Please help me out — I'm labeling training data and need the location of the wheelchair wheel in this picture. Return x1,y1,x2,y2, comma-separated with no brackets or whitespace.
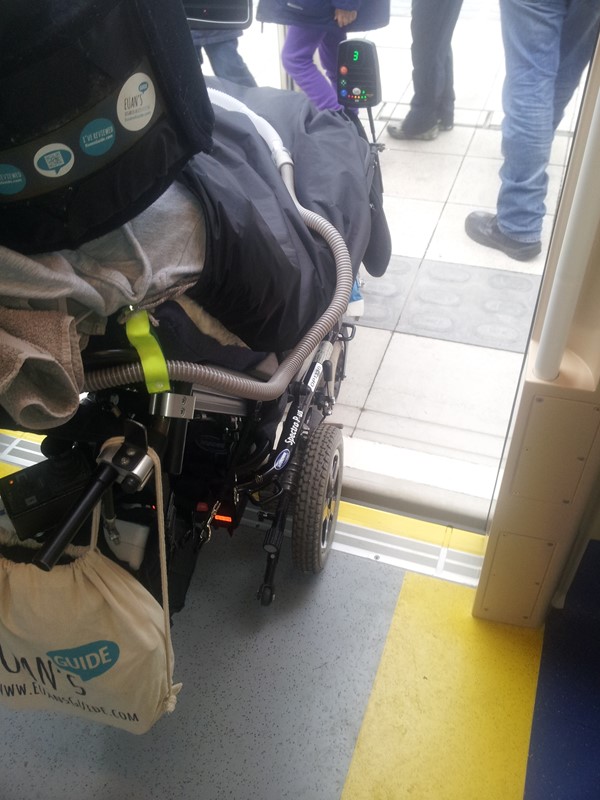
325,336,346,401
292,424,343,573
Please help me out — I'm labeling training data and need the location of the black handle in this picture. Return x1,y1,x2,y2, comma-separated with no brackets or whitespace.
33,461,120,572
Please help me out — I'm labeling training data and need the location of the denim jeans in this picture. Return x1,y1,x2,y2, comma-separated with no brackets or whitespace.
282,25,347,110
201,39,257,88
498,0,600,242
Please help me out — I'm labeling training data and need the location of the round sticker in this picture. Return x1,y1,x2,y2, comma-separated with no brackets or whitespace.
0,164,26,195
80,118,116,156
33,143,74,178
117,73,156,132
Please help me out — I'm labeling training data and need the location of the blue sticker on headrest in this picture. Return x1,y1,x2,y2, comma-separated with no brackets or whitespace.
79,118,116,157
0,164,26,195
34,144,74,178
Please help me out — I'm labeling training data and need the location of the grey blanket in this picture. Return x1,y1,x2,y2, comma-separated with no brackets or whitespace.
0,182,206,429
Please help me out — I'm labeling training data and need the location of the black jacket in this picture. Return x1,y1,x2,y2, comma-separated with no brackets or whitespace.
256,0,390,30
178,79,387,351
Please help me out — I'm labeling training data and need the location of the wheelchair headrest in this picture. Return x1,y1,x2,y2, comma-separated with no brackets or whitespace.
0,0,214,255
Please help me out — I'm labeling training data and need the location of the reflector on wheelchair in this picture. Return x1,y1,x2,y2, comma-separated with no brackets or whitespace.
0,0,214,254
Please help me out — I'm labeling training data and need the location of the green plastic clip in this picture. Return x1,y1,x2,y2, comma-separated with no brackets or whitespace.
125,310,171,394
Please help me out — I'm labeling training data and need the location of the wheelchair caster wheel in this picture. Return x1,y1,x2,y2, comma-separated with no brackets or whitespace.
258,584,274,606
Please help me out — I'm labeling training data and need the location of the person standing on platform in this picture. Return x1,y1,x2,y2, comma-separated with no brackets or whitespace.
256,1,392,306
387,0,464,140
465,0,600,261
256,0,390,111
191,28,257,88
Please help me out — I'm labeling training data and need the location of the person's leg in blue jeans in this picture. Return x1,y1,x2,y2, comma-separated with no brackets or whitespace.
282,25,346,110
203,38,257,88
466,0,600,260
553,0,600,127
497,0,566,244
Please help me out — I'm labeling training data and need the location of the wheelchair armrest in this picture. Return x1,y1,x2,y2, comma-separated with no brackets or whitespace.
82,348,141,370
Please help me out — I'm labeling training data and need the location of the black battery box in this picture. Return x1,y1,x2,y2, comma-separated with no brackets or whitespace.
0,448,93,540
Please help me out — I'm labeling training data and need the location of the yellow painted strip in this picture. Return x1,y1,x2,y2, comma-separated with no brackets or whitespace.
448,525,488,557
342,573,543,800
0,463,20,479
0,431,42,478
339,500,486,555
0,429,43,443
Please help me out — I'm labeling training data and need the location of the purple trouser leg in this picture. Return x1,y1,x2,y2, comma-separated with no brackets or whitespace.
281,25,346,110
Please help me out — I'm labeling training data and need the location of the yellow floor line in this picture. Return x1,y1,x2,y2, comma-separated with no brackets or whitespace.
341,573,543,800
339,500,487,557
0,430,43,478
0,463,20,479
0,429,43,443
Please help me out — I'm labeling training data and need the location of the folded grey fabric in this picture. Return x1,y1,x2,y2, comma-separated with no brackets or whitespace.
0,182,208,431
0,182,206,320
0,308,84,429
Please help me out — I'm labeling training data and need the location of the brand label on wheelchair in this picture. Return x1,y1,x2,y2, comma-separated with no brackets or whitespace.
307,363,323,392
274,450,290,470
46,640,120,682
117,73,156,132
285,409,304,447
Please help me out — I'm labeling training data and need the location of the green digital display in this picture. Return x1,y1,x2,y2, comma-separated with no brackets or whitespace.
353,49,360,62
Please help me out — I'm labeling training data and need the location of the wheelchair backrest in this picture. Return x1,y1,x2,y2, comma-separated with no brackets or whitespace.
0,0,214,255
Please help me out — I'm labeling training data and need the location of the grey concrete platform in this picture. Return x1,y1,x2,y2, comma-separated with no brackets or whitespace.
0,531,404,800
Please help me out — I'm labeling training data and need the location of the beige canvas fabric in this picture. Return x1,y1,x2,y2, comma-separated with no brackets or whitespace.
0,445,180,734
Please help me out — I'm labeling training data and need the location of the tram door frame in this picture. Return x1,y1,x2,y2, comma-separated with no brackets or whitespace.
473,44,600,627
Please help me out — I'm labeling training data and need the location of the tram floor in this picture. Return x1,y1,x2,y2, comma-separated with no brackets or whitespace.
4,510,595,800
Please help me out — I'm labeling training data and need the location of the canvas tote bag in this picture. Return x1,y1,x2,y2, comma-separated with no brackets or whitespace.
0,442,181,734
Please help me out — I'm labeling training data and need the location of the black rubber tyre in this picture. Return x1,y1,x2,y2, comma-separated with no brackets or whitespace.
292,424,343,573
331,337,347,400
258,584,274,606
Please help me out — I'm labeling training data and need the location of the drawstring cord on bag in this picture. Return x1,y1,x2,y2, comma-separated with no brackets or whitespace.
91,438,179,710
147,445,179,711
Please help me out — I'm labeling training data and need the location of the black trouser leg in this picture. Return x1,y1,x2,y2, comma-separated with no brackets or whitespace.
403,0,464,134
